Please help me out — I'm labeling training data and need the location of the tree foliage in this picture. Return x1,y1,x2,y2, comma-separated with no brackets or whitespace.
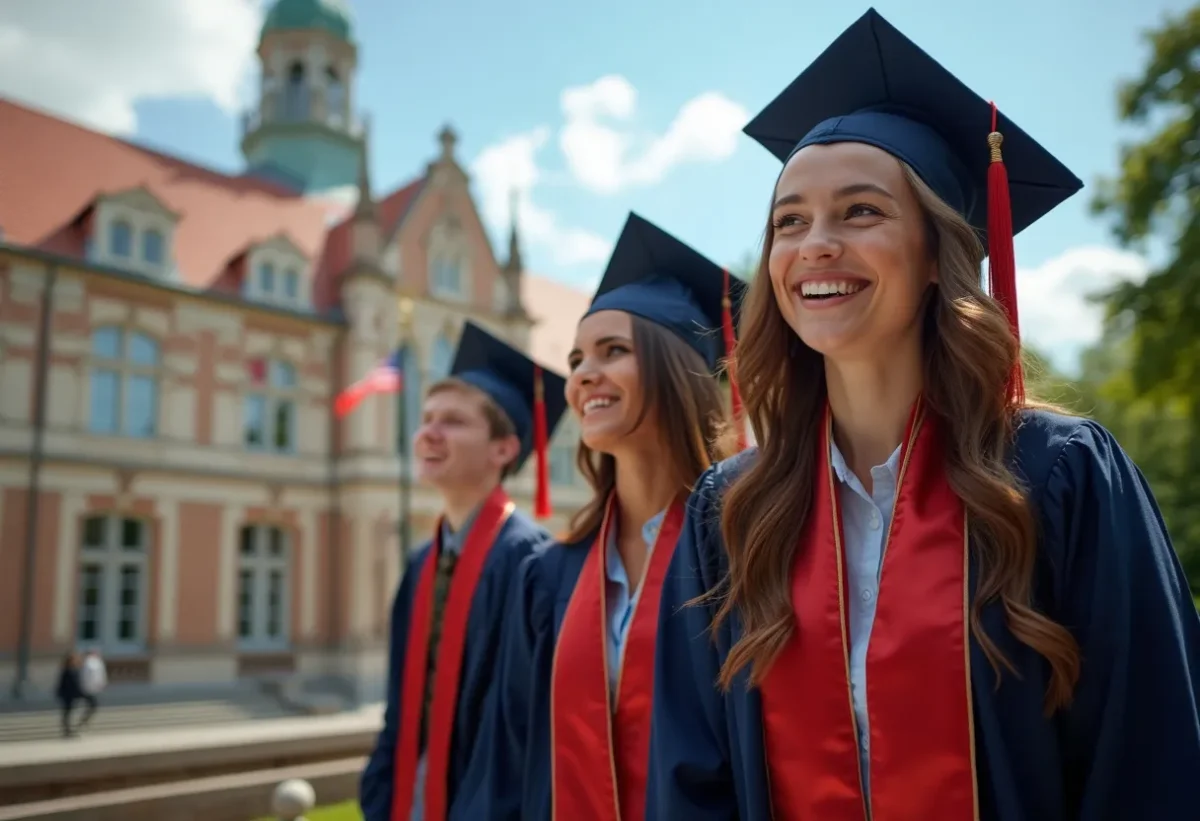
1089,5,1200,588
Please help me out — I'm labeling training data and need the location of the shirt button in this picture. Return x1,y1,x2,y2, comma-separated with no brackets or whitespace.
868,512,881,530
861,588,874,602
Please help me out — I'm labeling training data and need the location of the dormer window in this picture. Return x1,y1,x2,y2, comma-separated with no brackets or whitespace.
91,187,179,278
110,221,133,257
283,268,299,300
142,229,164,265
244,234,310,310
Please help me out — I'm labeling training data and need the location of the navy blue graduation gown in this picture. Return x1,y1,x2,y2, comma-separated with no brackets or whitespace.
359,511,551,821
453,534,594,821
648,409,1200,821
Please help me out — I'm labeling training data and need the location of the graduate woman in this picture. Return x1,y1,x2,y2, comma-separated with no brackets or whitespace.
456,212,747,821
648,10,1200,821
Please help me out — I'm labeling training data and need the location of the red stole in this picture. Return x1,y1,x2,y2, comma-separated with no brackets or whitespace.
550,497,685,821
390,486,515,821
759,399,978,820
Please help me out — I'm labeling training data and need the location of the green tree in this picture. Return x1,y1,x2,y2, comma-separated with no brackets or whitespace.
1091,6,1200,403
1091,6,1200,588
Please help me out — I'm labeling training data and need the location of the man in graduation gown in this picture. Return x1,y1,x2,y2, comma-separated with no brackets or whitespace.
359,321,568,821
647,9,1200,821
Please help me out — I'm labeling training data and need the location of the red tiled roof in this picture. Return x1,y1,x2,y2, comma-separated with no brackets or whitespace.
0,97,425,313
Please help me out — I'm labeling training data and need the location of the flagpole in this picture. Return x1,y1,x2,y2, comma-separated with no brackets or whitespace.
397,298,414,557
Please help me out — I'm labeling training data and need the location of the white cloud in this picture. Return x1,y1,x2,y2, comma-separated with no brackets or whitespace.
559,75,749,194
1016,246,1150,372
471,128,613,268
0,0,262,135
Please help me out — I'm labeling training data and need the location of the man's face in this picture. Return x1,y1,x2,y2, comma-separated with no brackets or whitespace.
413,385,514,491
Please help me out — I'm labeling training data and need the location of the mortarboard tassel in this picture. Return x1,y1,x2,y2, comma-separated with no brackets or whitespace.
722,269,747,451
533,366,552,519
987,102,1025,406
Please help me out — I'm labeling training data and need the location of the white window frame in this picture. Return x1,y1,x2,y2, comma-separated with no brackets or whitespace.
88,326,160,438
244,358,299,454
76,515,149,655
237,524,291,651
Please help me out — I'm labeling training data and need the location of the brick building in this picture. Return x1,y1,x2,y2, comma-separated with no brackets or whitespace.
0,0,592,701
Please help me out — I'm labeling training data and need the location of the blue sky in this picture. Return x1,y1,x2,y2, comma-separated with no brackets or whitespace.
2,0,1191,368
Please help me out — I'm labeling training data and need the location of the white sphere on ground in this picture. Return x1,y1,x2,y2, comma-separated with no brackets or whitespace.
272,778,317,818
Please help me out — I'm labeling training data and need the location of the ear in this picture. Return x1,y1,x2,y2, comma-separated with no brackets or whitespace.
490,433,522,472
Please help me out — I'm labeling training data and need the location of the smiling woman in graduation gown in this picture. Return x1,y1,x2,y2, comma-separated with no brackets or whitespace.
454,213,747,821
647,10,1200,821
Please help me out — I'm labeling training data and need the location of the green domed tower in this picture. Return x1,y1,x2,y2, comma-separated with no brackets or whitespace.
241,0,363,193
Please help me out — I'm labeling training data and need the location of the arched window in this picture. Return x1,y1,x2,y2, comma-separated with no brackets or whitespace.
282,268,299,302
142,229,164,265
244,358,298,453
77,515,148,653
110,220,133,258
430,257,463,298
324,65,345,126
237,525,290,649
430,333,454,381
258,261,276,296
89,327,159,437
283,61,309,121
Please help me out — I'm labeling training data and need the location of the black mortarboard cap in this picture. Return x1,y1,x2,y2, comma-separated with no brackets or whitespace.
585,212,748,371
450,321,568,473
742,7,1082,239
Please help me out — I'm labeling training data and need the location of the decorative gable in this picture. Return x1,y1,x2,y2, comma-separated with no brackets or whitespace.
243,232,312,310
90,186,181,279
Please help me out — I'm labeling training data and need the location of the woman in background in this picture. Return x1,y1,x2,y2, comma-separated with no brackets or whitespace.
458,212,745,820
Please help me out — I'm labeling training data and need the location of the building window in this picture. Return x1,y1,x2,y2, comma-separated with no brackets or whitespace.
110,220,133,258
430,257,462,298
142,229,164,265
89,327,159,437
283,268,299,301
244,359,298,453
258,262,276,296
283,62,308,122
550,440,577,485
77,515,148,653
430,333,454,381
237,525,290,650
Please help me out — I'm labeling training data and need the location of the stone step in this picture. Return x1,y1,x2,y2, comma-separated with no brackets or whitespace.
0,698,294,743
0,756,366,821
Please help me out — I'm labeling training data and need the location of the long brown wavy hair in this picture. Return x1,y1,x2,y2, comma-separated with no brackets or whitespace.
711,163,1081,714
564,315,736,544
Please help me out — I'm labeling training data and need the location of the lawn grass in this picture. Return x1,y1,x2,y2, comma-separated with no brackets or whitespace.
252,800,362,820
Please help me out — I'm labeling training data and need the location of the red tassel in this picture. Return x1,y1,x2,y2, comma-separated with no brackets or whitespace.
533,366,551,519
722,269,747,451
986,102,1025,406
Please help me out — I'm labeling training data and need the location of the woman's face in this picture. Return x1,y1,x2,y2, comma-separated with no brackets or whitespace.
768,141,936,361
566,310,650,454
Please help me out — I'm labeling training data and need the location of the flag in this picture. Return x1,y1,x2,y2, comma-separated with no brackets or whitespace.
247,357,267,385
335,349,404,419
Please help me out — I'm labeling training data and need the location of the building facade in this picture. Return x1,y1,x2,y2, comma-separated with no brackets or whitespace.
0,0,593,701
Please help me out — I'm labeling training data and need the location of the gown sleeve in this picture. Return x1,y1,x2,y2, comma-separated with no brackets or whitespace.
647,465,739,821
1046,421,1200,819
359,549,424,821
451,550,555,821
